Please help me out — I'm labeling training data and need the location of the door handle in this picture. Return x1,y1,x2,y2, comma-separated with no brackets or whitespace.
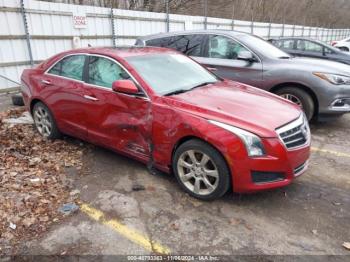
83,95,99,101
41,79,52,85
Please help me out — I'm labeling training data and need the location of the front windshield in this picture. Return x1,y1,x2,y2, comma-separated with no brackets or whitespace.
240,34,291,58
126,54,218,95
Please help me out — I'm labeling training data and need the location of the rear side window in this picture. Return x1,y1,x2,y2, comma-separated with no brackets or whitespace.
146,35,204,56
296,40,323,53
48,55,85,81
280,39,295,50
87,56,130,88
147,37,173,48
269,39,279,46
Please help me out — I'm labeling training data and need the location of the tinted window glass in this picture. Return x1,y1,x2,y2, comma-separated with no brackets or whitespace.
296,40,323,52
169,35,203,56
280,39,295,50
48,62,61,76
271,40,282,48
185,35,204,56
87,56,130,88
208,35,250,59
48,55,85,80
147,37,173,48
147,35,204,56
324,47,334,54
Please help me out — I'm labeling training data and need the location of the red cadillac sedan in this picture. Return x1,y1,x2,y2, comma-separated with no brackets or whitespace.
21,47,310,200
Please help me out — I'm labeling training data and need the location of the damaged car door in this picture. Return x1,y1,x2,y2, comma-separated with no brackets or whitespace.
83,55,152,160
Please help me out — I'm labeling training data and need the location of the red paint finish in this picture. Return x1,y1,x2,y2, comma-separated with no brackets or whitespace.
21,47,310,193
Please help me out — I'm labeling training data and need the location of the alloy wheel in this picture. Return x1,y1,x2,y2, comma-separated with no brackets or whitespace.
33,106,52,137
280,93,303,108
177,150,219,196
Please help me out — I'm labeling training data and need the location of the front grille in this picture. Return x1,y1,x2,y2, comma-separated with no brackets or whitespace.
276,114,310,150
279,125,307,148
251,171,285,184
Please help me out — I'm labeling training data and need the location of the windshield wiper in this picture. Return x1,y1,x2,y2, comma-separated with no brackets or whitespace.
164,89,189,96
190,81,217,89
164,81,217,96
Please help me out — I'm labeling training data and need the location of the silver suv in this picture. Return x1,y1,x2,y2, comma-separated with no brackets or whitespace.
136,30,350,121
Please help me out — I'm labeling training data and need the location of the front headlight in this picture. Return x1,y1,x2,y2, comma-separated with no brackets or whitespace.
209,120,265,157
313,72,350,85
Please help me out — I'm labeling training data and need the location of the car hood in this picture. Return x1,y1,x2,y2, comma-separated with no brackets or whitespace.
163,80,301,138
287,57,350,75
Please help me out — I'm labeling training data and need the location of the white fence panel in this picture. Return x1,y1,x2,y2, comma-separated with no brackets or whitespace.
252,22,269,38
1,0,350,91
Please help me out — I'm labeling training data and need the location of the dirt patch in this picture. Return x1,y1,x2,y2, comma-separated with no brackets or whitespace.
0,108,84,255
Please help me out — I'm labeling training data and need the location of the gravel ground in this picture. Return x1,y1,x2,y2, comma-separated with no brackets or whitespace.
0,94,349,260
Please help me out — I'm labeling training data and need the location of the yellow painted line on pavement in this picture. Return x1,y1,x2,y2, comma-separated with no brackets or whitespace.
80,203,171,255
311,147,350,158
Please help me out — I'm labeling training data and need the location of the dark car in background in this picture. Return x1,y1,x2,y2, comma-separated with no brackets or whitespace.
268,37,350,65
136,30,350,121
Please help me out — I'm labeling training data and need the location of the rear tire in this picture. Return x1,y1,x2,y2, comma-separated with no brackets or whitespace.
172,139,231,201
275,87,315,121
12,94,24,106
32,102,61,139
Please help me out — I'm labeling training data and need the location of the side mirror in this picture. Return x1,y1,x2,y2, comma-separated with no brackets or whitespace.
112,80,139,95
237,50,256,62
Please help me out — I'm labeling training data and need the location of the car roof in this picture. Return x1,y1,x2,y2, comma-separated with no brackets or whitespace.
60,46,178,58
270,37,341,50
269,37,319,41
137,29,251,41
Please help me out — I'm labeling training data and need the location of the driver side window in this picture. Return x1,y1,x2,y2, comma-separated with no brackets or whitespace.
207,35,250,60
324,47,334,54
87,56,130,88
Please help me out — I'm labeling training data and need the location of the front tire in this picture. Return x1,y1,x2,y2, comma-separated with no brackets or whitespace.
12,94,24,106
32,102,61,139
275,87,315,121
172,139,231,201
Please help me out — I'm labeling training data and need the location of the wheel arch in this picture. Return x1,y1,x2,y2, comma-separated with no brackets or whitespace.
30,98,59,124
30,98,44,114
269,82,319,116
170,135,233,189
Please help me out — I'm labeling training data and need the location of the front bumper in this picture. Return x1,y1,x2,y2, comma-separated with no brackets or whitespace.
316,81,350,115
327,98,350,112
227,137,310,193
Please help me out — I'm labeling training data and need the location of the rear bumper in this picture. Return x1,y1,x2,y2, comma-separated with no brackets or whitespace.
20,82,32,112
228,138,310,193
